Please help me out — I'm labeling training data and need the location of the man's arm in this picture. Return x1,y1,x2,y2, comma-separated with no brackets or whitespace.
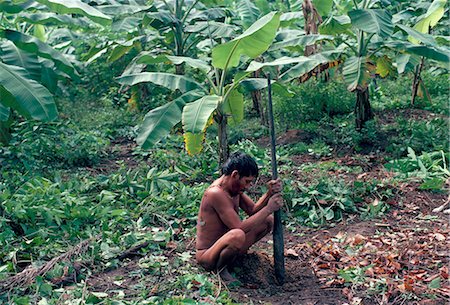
211,189,281,233
240,179,282,216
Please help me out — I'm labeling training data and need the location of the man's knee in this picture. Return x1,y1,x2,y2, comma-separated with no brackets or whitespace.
228,228,246,249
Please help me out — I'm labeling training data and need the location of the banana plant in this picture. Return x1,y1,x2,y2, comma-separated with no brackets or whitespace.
0,0,111,144
317,0,449,130
117,12,281,164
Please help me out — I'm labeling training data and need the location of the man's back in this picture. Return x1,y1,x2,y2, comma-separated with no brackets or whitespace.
196,181,240,251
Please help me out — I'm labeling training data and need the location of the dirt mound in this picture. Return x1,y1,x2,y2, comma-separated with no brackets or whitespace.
230,252,347,305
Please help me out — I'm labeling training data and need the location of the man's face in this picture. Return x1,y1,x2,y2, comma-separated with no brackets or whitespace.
231,171,254,195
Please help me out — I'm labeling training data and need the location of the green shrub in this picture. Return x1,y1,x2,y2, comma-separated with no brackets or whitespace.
386,118,449,158
0,120,110,174
273,78,354,129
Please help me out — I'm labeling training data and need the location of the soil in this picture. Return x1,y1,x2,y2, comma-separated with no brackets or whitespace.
229,252,347,305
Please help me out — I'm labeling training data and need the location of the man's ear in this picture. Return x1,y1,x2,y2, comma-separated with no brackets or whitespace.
231,170,240,178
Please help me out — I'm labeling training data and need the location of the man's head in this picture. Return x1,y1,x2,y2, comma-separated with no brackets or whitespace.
222,152,258,194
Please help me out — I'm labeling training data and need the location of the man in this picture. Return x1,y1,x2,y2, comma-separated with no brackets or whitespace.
196,152,283,281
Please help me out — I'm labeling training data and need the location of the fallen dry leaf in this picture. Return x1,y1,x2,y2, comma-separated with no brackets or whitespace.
434,233,446,241
285,248,299,259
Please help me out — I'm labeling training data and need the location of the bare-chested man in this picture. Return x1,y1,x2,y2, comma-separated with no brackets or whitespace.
196,152,283,281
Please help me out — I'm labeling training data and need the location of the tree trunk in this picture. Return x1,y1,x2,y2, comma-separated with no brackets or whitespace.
217,114,229,167
355,87,373,131
411,57,425,106
303,0,322,56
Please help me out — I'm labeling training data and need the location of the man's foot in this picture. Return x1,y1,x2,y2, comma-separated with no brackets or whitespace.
219,267,237,282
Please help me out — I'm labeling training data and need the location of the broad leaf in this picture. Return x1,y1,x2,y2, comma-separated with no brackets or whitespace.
0,41,41,81
40,59,59,93
212,12,280,70
223,89,243,125
240,78,271,91
116,72,206,93
375,56,394,77
269,34,333,51
395,54,420,74
319,15,351,35
183,132,204,155
236,0,261,28
0,29,76,77
387,41,450,63
182,95,220,133
185,21,238,38
19,13,90,28
0,62,57,121
137,91,203,149
0,0,36,13
97,4,151,16
188,8,231,22
348,9,393,37
35,0,112,26
313,0,333,16
166,56,211,73
112,17,141,33
396,24,438,46
0,103,10,121
414,0,446,35
343,56,370,91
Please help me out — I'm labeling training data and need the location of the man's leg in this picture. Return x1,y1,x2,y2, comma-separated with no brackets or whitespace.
241,215,274,252
196,229,245,280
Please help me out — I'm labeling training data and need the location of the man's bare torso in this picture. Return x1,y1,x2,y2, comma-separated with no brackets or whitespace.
196,178,240,251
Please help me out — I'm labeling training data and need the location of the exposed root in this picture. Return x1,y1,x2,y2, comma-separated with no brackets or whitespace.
0,237,96,293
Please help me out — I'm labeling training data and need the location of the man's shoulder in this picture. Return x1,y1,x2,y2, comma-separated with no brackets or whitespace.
204,185,226,198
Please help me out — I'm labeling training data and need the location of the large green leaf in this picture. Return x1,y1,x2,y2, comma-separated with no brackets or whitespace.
246,51,340,82
97,4,151,16
19,13,91,28
319,15,351,35
0,62,57,121
348,9,393,37
166,56,211,73
0,41,41,81
116,72,206,93
313,0,333,16
0,0,36,14
137,91,203,149
35,0,112,26
0,103,10,121
188,8,231,22
112,17,141,33
223,88,243,125
269,34,333,51
185,21,238,39
413,0,446,35
40,59,59,93
212,12,280,70
236,0,261,29
396,24,437,46
386,41,450,63
182,95,220,133
342,56,370,91
0,29,76,77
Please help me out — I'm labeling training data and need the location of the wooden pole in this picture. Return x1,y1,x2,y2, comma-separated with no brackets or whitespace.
267,73,285,285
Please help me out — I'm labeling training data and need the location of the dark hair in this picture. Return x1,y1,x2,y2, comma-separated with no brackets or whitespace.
221,152,259,177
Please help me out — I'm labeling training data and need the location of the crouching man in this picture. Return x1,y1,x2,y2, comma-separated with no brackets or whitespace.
196,152,283,281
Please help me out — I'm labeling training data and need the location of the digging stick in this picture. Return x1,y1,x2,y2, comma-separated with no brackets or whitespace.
267,73,285,285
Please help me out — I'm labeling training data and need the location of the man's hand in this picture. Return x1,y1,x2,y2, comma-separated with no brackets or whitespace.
267,193,284,213
267,178,282,196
